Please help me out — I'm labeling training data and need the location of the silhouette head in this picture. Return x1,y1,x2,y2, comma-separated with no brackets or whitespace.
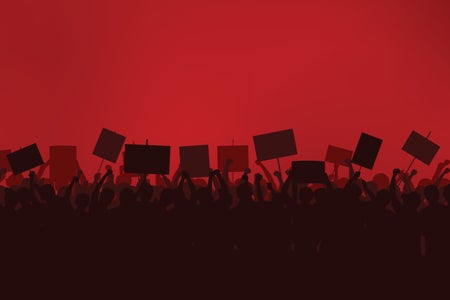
236,182,252,205
372,173,389,190
424,185,439,205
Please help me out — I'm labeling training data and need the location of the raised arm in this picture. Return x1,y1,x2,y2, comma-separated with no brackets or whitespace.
36,160,50,179
435,168,449,186
390,168,402,212
180,171,196,196
28,171,42,205
64,175,79,208
255,160,276,190
213,169,229,193
344,170,361,190
254,173,264,202
332,163,340,184
432,160,449,182
273,170,283,191
223,158,233,185
344,158,355,179
90,169,112,211
281,171,292,196
402,169,417,194
171,165,182,187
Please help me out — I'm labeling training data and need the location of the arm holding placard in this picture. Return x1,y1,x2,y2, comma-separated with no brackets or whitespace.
28,171,42,205
207,170,213,196
255,160,276,190
171,165,182,187
180,171,196,196
344,171,360,190
331,163,340,184
273,170,283,191
223,158,232,185
36,160,49,179
344,158,355,179
281,170,292,196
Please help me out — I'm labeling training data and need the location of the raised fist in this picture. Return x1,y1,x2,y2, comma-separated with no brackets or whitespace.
393,168,401,176
254,173,263,182
273,170,281,177
354,171,361,178
410,169,418,176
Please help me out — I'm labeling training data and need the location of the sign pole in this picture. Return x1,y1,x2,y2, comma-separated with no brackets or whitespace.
398,131,432,185
97,159,104,174
277,157,282,181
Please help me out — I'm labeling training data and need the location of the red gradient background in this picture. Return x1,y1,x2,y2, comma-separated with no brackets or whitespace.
1,0,449,181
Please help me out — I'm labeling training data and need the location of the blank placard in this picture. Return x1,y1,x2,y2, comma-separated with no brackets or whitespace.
291,161,326,183
7,144,44,175
50,146,77,188
124,144,170,174
253,129,297,161
325,145,353,166
179,145,210,177
93,128,126,163
352,133,382,170
402,131,439,165
217,145,249,172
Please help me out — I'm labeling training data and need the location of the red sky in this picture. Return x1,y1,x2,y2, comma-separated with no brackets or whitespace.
1,0,450,182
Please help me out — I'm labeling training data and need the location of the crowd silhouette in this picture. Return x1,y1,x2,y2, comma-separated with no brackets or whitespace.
0,157,449,299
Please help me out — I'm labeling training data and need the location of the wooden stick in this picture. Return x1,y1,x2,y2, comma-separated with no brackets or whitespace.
96,159,104,174
277,157,282,181
397,131,432,186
